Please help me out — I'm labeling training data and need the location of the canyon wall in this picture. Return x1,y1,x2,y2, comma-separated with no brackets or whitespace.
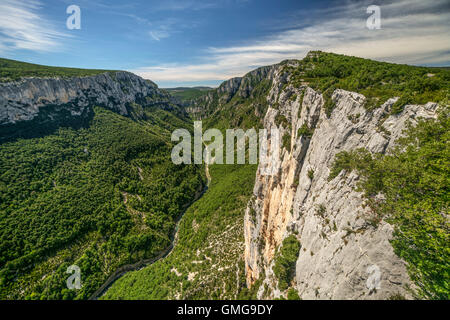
244,65,439,299
0,71,176,140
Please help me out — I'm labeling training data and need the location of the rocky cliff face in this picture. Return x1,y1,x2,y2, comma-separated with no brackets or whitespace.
244,65,439,299
185,65,276,119
0,71,175,140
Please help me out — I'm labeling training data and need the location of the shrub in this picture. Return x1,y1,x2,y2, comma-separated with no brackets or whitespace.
328,149,373,181
287,288,301,300
316,204,326,217
297,124,314,138
275,114,289,128
273,235,301,291
307,168,314,180
282,133,291,151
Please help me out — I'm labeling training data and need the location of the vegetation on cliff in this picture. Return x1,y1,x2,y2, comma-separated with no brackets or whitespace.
329,109,449,299
273,235,301,291
284,51,450,116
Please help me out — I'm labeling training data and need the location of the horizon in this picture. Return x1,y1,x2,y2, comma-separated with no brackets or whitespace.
3,50,450,89
0,0,449,87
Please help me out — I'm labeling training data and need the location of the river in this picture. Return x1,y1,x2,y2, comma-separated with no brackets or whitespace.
89,146,211,300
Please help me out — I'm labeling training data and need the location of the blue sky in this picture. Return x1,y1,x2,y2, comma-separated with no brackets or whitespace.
0,0,449,87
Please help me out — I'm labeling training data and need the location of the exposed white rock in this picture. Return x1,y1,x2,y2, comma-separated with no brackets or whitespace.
0,71,170,126
244,65,439,300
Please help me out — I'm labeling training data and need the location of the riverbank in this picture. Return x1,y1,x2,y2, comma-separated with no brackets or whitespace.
89,161,210,300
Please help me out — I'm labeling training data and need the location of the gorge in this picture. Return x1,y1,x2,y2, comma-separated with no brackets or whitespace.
0,51,448,300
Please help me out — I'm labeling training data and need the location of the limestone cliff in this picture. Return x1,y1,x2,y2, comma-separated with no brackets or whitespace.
244,63,439,299
0,71,177,141
185,65,276,120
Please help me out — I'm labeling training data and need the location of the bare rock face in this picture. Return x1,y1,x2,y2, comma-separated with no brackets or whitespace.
0,71,171,127
185,65,277,119
244,66,439,299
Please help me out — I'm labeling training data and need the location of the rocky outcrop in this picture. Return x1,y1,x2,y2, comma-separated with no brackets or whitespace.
185,65,277,119
0,71,176,140
244,65,439,299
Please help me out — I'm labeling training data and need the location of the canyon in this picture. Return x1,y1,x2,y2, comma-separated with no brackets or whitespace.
0,52,447,300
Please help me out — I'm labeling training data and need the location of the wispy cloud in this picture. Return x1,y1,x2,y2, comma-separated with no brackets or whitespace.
134,0,450,85
148,17,184,41
149,30,169,41
0,0,69,53
152,0,237,12
113,12,197,42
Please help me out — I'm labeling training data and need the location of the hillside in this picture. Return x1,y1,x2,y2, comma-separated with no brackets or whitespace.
0,68,179,142
183,51,449,124
166,87,213,102
0,57,115,82
102,163,256,299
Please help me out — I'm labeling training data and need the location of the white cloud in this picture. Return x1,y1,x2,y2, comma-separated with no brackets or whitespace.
149,30,170,41
134,0,450,84
147,17,199,42
0,0,69,53
153,0,232,12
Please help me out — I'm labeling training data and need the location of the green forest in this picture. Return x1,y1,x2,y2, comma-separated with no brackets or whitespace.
165,87,213,102
102,88,262,299
0,107,204,299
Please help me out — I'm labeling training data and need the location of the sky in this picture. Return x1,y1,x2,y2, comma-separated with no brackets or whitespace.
0,0,449,87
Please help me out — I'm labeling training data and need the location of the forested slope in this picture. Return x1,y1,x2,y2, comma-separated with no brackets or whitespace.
103,163,256,299
0,105,205,299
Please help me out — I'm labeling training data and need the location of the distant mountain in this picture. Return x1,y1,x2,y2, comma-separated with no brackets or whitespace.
166,86,213,90
165,86,213,103
0,57,114,82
